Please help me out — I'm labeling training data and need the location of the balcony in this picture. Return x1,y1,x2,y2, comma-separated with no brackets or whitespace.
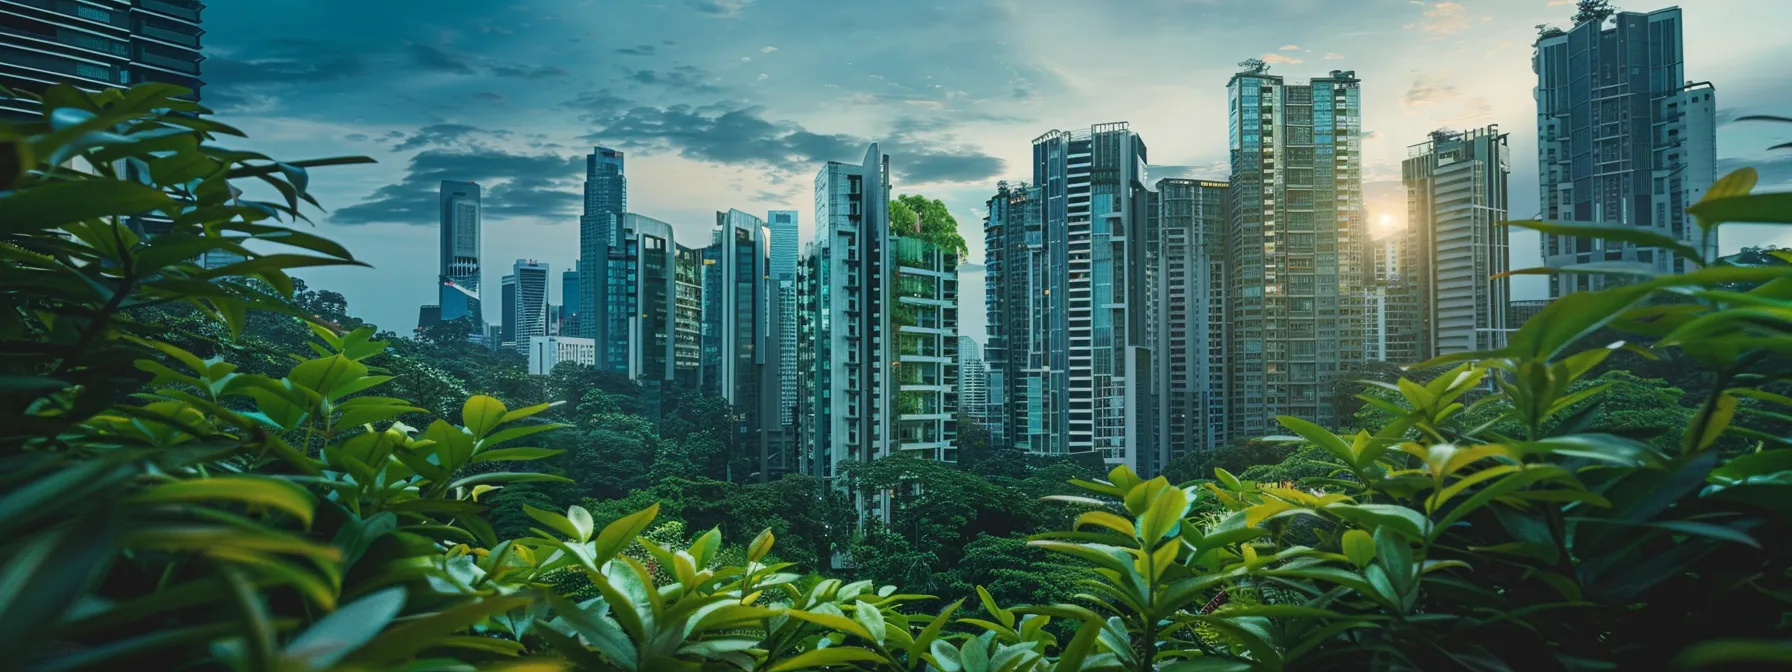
137,23,199,48
136,50,197,74
137,0,201,23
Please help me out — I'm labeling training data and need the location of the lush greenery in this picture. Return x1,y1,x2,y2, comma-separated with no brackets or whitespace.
11,83,1792,671
889,194,967,256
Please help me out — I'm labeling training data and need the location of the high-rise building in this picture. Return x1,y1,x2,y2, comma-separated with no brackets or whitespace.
1401,126,1512,359
798,150,890,485
890,234,960,465
704,209,779,479
1153,178,1231,463
982,181,1044,453
1364,235,1413,362
1535,7,1716,297
528,336,597,375
579,147,626,339
958,336,989,432
768,210,800,428
1226,67,1367,434
500,273,517,349
560,269,580,335
1022,123,1156,470
438,181,483,325
674,245,704,386
512,259,550,355
0,0,205,120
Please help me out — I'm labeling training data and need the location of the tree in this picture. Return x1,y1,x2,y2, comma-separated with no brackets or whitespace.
890,193,968,255
1572,0,1617,26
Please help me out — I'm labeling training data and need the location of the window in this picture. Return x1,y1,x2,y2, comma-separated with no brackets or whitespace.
74,63,110,82
76,5,112,22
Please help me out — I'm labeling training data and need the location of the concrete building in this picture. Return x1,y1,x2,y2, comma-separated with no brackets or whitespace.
438,181,483,325
1153,178,1231,463
890,234,960,464
0,0,205,120
1226,67,1368,434
1535,6,1716,296
511,259,550,356
579,147,626,340
1402,126,1512,359
528,336,597,375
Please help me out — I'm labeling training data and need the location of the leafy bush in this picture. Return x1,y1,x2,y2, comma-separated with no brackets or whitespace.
10,83,1792,671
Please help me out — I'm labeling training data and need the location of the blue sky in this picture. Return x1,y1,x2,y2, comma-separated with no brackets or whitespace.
203,0,1792,340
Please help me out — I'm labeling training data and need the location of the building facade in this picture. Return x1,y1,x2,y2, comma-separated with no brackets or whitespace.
1226,67,1367,434
768,210,800,428
1535,7,1716,296
579,147,626,340
891,235,960,464
958,336,989,433
982,181,1047,454
528,336,597,376
0,0,205,120
704,209,779,479
1153,178,1231,463
674,245,704,386
511,259,550,355
1401,126,1512,360
438,181,483,325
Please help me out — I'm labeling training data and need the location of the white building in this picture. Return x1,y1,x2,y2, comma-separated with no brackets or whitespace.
528,336,597,375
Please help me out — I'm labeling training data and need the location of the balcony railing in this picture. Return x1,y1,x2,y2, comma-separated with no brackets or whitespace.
137,24,199,48
138,0,201,22
136,50,198,74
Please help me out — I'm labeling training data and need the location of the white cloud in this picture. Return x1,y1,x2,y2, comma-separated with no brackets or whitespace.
1324,52,1345,60
761,46,778,53
740,56,751,62
1278,44,1301,51
757,73,769,80
1262,52,1304,64
1405,2,1470,36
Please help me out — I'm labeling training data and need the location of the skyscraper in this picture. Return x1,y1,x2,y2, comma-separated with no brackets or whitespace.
1226,67,1367,434
0,0,205,120
512,259,550,356
500,273,517,348
958,336,989,434
704,209,777,479
1025,123,1156,471
1153,178,1231,464
579,147,626,339
768,210,800,427
438,181,483,325
1535,7,1716,296
674,245,704,386
1401,126,1512,359
560,269,581,336
982,181,1044,454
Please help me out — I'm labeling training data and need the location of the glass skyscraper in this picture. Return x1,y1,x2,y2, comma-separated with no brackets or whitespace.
511,259,550,356
703,209,777,479
1152,178,1231,465
768,210,800,428
1226,67,1367,434
0,0,205,120
1534,6,1716,297
580,147,626,340
438,181,483,325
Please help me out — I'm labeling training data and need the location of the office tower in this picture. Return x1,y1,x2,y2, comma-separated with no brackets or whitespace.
799,152,887,485
1226,67,1367,434
768,210,800,427
512,259,550,355
500,274,517,349
703,209,777,479
982,181,1044,453
1535,6,1716,296
0,0,205,120
1402,126,1512,358
958,336,989,432
438,181,483,325
1153,179,1231,463
528,336,597,375
579,147,626,339
674,245,704,386
548,304,561,336
560,270,580,336
1508,299,1552,327
1027,123,1155,470
619,216,679,387
416,305,442,332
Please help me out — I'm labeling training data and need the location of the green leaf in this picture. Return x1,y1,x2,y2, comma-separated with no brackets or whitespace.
0,179,172,233
1692,393,1739,453
566,505,595,544
854,599,887,643
1688,193,1792,226
462,395,507,440
748,528,775,563
337,595,532,668
1674,638,1792,668
129,476,316,528
469,447,564,464
1508,219,1706,265
1325,503,1432,540
445,472,573,490
1137,486,1192,544
1709,450,1792,487
1342,529,1376,568
593,503,659,568
784,609,876,642
767,646,885,672
284,587,405,671
1277,415,1355,465
1504,284,1655,361
523,505,580,540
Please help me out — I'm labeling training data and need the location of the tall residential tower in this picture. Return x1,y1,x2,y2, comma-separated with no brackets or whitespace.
1401,126,1512,359
579,147,627,340
0,0,205,120
1153,178,1231,464
438,181,483,325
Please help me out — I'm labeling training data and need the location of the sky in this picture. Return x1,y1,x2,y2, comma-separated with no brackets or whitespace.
202,0,1792,342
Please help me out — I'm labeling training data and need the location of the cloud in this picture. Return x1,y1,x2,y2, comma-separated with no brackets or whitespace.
207,39,368,87
1405,2,1469,36
473,91,507,103
1722,153,1792,189
1325,52,1345,60
626,65,722,93
1716,108,1742,125
406,42,566,79
761,46,778,53
390,123,512,152
1278,44,1301,51
1402,74,1459,107
689,0,750,17
616,44,657,56
573,96,1005,185
1261,53,1304,65
333,130,583,226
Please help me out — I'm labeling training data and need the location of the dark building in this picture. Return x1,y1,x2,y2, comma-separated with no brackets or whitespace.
0,0,205,119
579,147,626,340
